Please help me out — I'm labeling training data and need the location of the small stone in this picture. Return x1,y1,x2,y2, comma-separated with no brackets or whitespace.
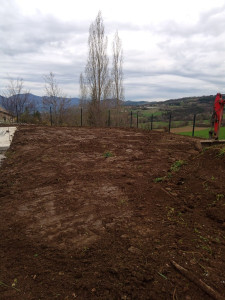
171,192,178,197
128,246,141,255
105,223,114,229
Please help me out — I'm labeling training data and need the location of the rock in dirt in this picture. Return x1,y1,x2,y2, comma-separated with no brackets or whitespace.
128,246,142,255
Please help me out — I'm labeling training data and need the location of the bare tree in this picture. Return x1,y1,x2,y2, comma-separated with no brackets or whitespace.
84,11,111,125
43,72,71,125
1,78,31,122
111,31,124,126
79,73,88,108
112,31,124,107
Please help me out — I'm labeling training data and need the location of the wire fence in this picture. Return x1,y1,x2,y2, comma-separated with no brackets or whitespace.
3,106,224,139
47,107,216,138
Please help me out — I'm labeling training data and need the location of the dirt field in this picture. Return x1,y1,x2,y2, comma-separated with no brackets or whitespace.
0,125,225,300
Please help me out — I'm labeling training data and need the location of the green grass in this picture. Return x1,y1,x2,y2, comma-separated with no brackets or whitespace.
150,121,191,129
200,120,211,125
217,147,225,157
141,110,163,117
170,160,185,172
179,127,225,139
154,177,165,183
103,151,114,158
152,121,169,127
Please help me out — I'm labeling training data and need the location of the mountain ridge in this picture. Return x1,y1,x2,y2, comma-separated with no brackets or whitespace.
0,93,220,112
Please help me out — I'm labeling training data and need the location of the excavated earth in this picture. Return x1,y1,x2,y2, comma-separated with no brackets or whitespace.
0,125,225,300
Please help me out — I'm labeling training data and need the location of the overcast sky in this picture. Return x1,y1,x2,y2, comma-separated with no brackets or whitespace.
1,0,225,101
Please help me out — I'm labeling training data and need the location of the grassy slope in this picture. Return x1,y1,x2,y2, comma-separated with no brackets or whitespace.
179,127,225,139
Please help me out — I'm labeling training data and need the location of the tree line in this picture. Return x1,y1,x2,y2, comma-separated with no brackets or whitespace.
0,11,124,126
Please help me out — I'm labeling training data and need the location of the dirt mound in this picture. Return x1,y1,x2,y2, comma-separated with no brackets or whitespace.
0,125,224,299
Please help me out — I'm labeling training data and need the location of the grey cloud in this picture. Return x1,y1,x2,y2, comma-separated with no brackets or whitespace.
119,4,225,86
1,0,225,100
0,5,89,56
198,5,225,37
106,21,143,33
156,4,225,37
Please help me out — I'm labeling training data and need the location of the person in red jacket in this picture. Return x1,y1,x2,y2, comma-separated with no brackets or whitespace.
210,93,225,139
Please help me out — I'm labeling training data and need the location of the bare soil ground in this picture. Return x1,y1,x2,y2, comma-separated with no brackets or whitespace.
0,125,225,300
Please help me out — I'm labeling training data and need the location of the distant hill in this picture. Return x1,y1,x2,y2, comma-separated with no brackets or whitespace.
137,94,220,123
70,98,80,105
0,93,149,110
26,94,80,110
124,100,150,106
0,93,220,112
163,95,217,106
0,93,80,112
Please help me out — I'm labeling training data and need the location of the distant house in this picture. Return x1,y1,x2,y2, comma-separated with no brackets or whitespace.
0,106,14,123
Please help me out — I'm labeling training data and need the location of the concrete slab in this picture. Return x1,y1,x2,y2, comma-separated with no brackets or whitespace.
0,127,17,150
200,139,225,147
0,127,17,165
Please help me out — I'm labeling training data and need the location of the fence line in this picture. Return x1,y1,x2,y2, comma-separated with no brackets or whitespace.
64,108,210,138
6,107,215,139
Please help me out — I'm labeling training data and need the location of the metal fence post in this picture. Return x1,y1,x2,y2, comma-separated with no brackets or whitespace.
80,108,83,127
169,113,172,133
192,114,196,137
130,111,133,128
16,104,19,123
50,106,53,126
151,114,153,130
108,110,111,127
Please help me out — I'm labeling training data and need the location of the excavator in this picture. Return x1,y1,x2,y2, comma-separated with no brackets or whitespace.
209,93,225,140
200,93,225,146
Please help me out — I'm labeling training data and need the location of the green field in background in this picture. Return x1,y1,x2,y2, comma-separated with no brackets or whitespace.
179,127,225,139
139,120,193,128
141,111,163,117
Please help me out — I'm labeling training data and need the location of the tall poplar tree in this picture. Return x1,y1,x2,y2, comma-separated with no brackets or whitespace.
84,11,111,125
112,30,124,107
